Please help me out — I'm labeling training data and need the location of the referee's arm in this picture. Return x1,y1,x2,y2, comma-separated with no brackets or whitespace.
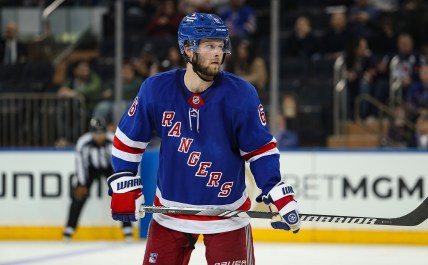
75,135,90,186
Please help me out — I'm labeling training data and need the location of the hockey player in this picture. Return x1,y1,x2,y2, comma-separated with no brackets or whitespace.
107,13,300,264
64,117,133,241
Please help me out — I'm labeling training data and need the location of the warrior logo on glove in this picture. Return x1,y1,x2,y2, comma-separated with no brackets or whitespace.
116,178,142,191
282,185,294,195
107,172,145,222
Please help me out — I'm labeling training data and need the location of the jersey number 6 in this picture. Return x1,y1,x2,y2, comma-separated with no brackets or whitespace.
258,104,266,126
128,97,139,116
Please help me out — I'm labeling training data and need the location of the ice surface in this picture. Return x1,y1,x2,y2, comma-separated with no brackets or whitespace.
0,241,426,265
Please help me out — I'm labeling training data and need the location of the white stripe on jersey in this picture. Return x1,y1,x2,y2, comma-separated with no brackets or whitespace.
112,146,143,162
245,148,280,163
115,127,150,149
239,137,279,163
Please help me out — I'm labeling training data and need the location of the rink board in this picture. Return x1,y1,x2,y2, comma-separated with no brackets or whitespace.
0,149,427,244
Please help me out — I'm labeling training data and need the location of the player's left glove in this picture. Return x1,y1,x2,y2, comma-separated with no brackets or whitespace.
107,172,144,222
257,181,301,233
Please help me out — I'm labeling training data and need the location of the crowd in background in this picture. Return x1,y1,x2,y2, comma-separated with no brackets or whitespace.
1,0,428,148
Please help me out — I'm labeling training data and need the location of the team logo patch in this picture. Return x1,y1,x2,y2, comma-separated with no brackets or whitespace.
192,95,200,105
188,94,204,109
128,96,138,116
149,252,158,263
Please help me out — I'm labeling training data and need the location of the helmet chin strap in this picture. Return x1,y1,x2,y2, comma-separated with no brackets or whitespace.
190,53,226,82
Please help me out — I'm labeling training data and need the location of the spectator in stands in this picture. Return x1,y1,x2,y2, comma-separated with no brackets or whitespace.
285,15,320,60
274,113,299,149
159,45,186,72
322,11,351,60
56,61,102,147
219,0,257,39
377,33,426,101
370,12,397,56
145,0,182,38
178,0,216,14
93,61,144,126
348,0,379,40
118,0,159,39
132,43,159,79
57,60,102,112
344,36,377,120
0,21,27,65
281,94,298,131
397,0,428,51
406,65,428,117
225,39,267,91
125,0,158,20
409,112,428,148
387,104,413,147
368,0,399,13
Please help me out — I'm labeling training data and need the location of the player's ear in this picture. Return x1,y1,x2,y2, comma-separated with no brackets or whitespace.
184,45,193,60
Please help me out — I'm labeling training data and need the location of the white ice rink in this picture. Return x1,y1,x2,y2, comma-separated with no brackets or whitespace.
0,241,427,265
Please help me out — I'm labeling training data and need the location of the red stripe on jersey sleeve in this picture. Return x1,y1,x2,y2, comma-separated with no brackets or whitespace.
153,196,251,221
113,135,145,154
242,142,277,161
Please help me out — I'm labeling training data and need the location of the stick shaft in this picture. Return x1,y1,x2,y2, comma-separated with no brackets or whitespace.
140,197,428,227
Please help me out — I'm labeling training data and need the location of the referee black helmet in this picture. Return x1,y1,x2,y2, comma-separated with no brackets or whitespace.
89,117,107,133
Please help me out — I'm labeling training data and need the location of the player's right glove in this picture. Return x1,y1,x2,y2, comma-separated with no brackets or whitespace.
107,172,144,222
257,181,301,233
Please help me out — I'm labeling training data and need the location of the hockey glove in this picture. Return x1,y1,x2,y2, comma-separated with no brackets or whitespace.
257,181,301,233
107,172,144,222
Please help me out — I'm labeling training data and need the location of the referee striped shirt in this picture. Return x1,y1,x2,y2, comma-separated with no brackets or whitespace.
75,132,114,185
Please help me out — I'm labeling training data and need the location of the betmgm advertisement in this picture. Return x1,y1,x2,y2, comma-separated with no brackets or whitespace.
0,150,427,244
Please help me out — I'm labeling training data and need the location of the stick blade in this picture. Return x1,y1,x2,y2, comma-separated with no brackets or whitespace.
388,197,428,226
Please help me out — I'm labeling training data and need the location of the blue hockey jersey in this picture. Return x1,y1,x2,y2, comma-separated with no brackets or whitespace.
112,69,281,234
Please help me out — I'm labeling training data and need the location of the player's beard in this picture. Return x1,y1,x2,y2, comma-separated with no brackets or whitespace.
195,59,220,79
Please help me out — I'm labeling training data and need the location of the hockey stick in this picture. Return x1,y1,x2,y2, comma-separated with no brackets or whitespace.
140,197,428,226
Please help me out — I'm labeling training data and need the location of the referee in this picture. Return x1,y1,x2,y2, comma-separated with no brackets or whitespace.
63,117,133,241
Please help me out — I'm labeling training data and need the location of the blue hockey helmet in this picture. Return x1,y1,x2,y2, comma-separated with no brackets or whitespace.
178,13,231,55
